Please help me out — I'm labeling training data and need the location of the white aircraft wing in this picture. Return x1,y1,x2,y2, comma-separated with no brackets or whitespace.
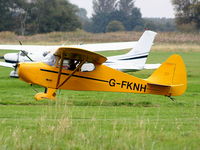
0,62,15,68
144,64,161,69
71,41,136,52
0,45,59,52
0,41,136,52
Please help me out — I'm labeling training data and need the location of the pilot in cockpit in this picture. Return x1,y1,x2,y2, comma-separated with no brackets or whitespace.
43,52,77,70
67,60,76,70
43,52,95,72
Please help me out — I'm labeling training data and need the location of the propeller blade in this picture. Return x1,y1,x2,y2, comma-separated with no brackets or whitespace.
19,41,34,62
21,50,33,62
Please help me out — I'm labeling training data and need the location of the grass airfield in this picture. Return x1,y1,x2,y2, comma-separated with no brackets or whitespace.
0,48,200,149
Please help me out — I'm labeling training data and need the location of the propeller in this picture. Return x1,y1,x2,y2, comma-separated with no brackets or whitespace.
18,41,40,93
19,41,33,62
11,41,34,77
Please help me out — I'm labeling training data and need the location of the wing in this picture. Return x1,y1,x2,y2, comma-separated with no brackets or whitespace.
53,47,107,90
0,41,136,52
54,47,107,64
71,41,136,52
0,62,15,68
0,45,59,52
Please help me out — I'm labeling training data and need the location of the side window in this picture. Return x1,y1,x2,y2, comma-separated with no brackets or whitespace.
55,58,95,72
62,60,76,70
81,63,95,72
56,59,78,71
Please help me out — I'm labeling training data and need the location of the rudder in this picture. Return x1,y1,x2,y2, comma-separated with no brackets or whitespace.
147,54,187,96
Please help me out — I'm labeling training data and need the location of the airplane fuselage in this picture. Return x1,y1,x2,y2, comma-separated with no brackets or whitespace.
18,62,169,96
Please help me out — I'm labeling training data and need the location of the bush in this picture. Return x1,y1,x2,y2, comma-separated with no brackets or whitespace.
106,20,125,32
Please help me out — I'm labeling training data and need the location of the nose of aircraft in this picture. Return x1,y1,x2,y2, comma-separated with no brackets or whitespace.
4,53,19,63
18,63,32,83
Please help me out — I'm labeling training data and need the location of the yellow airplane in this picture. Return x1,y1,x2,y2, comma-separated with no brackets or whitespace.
17,47,187,101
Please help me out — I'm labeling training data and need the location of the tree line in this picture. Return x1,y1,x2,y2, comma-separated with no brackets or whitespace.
89,0,143,32
172,0,200,32
0,0,81,35
0,0,199,35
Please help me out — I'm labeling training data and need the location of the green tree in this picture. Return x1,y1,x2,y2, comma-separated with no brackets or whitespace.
106,20,125,32
143,18,176,32
74,6,92,31
91,0,118,32
118,0,135,16
0,0,23,32
172,0,200,31
0,0,82,34
0,0,11,31
30,0,81,34
93,0,117,14
91,0,143,32
124,7,143,31
91,12,111,33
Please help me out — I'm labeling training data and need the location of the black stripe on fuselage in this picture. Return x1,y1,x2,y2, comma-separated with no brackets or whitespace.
119,55,148,61
40,69,109,83
105,55,148,63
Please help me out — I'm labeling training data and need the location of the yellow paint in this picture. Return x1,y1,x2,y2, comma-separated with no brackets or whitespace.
18,53,187,101
35,88,56,100
147,54,187,96
54,47,107,64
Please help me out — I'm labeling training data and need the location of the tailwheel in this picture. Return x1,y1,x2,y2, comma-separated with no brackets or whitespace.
34,88,57,101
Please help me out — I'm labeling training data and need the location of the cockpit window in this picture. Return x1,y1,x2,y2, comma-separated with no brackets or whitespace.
61,59,77,70
43,53,96,72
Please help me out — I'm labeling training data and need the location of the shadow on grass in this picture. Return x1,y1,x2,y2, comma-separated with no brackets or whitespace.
0,100,162,108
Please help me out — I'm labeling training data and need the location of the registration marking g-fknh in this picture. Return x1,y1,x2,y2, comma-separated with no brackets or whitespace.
109,79,147,92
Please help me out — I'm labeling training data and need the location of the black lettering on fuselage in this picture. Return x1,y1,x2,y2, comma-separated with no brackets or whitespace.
121,81,127,88
140,84,147,92
108,79,147,93
133,83,140,91
127,82,133,90
109,79,116,87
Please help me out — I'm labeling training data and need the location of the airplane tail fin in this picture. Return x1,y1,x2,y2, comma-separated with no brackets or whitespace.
107,30,157,68
126,30,157,56
147,54,187,96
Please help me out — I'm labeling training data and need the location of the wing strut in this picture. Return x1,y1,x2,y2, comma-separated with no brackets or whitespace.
56,59,86,89
56,52,64,88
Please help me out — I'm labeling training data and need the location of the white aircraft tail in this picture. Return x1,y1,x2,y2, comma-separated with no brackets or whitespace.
107,30,157,68
127,30,157,56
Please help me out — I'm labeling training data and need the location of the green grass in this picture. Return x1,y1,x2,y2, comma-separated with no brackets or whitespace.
0,50,200,149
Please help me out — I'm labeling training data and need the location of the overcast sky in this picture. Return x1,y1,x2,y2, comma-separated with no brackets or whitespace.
69,0,175,18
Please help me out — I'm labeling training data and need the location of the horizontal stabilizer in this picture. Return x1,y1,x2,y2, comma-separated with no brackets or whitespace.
144,64,161,70
148,83,170,87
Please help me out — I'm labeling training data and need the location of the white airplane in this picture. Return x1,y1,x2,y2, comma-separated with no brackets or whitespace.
0,30,160,77
1,41,137,63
